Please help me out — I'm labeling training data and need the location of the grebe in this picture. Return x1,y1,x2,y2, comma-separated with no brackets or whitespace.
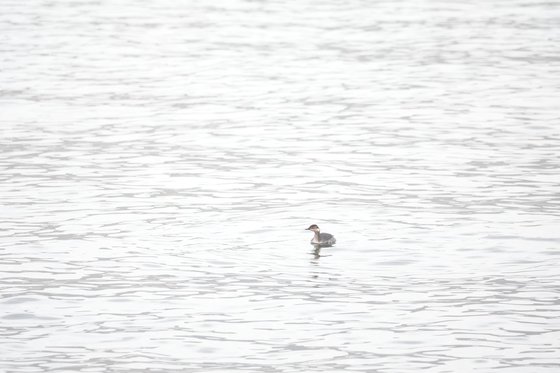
305,224,336,246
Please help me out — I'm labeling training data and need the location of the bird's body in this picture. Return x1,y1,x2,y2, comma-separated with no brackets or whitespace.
306,224,336,246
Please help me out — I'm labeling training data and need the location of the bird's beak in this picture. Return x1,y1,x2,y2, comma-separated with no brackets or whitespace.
305,228,310,230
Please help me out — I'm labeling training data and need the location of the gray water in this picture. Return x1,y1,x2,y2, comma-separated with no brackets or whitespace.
2,0,560,372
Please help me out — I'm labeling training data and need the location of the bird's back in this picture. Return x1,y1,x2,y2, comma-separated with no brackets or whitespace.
319,232,336,245
319,232,333,240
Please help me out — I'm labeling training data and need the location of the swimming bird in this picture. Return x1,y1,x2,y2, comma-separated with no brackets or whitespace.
305,224,336,246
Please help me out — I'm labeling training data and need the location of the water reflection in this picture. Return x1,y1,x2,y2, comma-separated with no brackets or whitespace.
311,246,322,259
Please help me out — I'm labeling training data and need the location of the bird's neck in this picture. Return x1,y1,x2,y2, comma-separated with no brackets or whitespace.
313,231,321,242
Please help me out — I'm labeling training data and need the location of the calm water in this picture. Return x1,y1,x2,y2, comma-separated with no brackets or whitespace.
2,0,560,372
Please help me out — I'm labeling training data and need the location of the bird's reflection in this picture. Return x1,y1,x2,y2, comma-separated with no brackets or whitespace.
311,246,322,259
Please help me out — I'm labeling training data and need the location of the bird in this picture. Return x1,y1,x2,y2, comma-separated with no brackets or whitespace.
305,224,336,246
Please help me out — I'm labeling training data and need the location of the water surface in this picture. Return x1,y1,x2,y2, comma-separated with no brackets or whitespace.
2,0,560,372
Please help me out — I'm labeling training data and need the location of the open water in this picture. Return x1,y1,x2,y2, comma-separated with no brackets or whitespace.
1,0,560,372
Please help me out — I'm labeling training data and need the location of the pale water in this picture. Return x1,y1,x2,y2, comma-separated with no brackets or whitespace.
1,0,560,372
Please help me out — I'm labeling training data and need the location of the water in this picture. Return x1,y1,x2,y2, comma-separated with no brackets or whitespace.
2,0,560,371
